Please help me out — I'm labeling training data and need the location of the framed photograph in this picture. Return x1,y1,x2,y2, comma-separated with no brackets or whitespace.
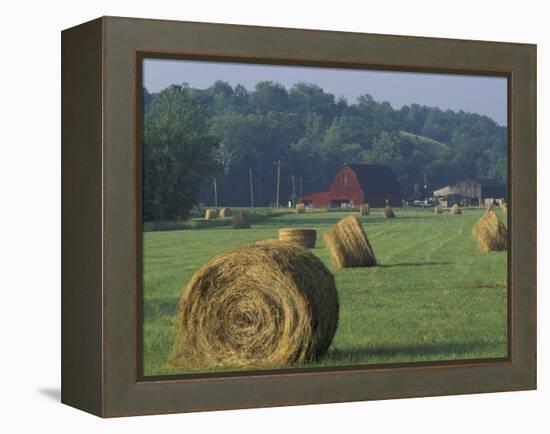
61,16,536,417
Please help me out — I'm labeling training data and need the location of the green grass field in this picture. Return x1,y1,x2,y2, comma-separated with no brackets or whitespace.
142,207,508,376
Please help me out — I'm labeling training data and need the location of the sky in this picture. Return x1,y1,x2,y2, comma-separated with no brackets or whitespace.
143,58,508,126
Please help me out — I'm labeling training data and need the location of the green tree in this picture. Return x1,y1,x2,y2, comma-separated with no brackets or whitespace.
143,84,219,220
364,131,410,188
251,81,289,113
289,82,337,123
209,112,258,175
365,131,405,166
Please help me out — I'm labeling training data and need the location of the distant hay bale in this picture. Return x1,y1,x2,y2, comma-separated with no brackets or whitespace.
231,212,250,229
359,204,370,216
204,208,217,220
450,204,462,215
296,203,306,214
500,202,508,213
219,207,232,218
383,205,395,218
169,240,339,369
324,215,377,268
279,228,317,248
472,209,507,252
434,205,443,214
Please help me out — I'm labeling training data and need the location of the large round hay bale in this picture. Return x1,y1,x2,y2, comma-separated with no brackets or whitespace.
383,205,395,218
219,207,232,218
324,214,377,268
434,205,443,214
279,228,317,248
169,240,339,369
359,204,370,216
296,203,306,214
450,204,462,215
204,208,217,220
472,209,507,252
232,212,250,229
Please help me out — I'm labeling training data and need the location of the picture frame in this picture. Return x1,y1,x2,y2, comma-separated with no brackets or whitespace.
61,16,536,417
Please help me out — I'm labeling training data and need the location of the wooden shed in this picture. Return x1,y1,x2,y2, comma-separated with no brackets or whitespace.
433,178,506,207
298,164,403,208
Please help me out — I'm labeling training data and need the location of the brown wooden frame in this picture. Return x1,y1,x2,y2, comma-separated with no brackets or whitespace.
62,16,537,417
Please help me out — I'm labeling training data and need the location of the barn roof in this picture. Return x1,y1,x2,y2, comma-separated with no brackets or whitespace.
434,177,505,192
344,164,401,192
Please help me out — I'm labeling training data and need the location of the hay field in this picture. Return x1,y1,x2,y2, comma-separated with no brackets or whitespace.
143,208,507,376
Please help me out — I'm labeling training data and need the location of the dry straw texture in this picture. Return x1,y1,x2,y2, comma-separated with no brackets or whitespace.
279,228,317,248
450,204,462,215
232,212,251,229
383,205,395,218
324,214,377,268
296,203,306,214
434,205,443,214
204,208,217,220
486,203,496,212
360,204,370,216
169,240,339,369
500,203,508,214
472,209,507,252
219,207,232,218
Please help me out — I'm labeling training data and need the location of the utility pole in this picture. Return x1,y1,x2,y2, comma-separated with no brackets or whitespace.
274,159,284,208
299,176,303,197
213,177,218,209
291,174,296,195
249,168,254,208
258,168,262,207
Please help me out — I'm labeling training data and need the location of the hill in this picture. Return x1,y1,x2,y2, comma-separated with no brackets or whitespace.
399,130,450,151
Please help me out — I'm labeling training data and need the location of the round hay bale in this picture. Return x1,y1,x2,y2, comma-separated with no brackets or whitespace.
231,212,250,229
169,240,339,369
296,203,306,214
450,204,462,215
324,214,377,268
472,209,507,252
219,207,232,218
434,205,443,214
359,204,370,216
383,205,395,218
204,208,217,220
279,228,317,248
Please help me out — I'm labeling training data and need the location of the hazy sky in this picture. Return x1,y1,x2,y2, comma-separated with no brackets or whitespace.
143,58,508,126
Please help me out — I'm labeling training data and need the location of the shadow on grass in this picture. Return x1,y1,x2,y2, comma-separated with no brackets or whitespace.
266,214,431,227
327,341,504,362
258,217,351,227
143,297,179,320
378,261,453,268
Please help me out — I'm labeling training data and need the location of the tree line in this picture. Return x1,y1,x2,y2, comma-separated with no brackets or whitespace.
143,80,507,221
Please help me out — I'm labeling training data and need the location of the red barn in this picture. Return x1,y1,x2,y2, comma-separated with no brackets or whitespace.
298,164,403,208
